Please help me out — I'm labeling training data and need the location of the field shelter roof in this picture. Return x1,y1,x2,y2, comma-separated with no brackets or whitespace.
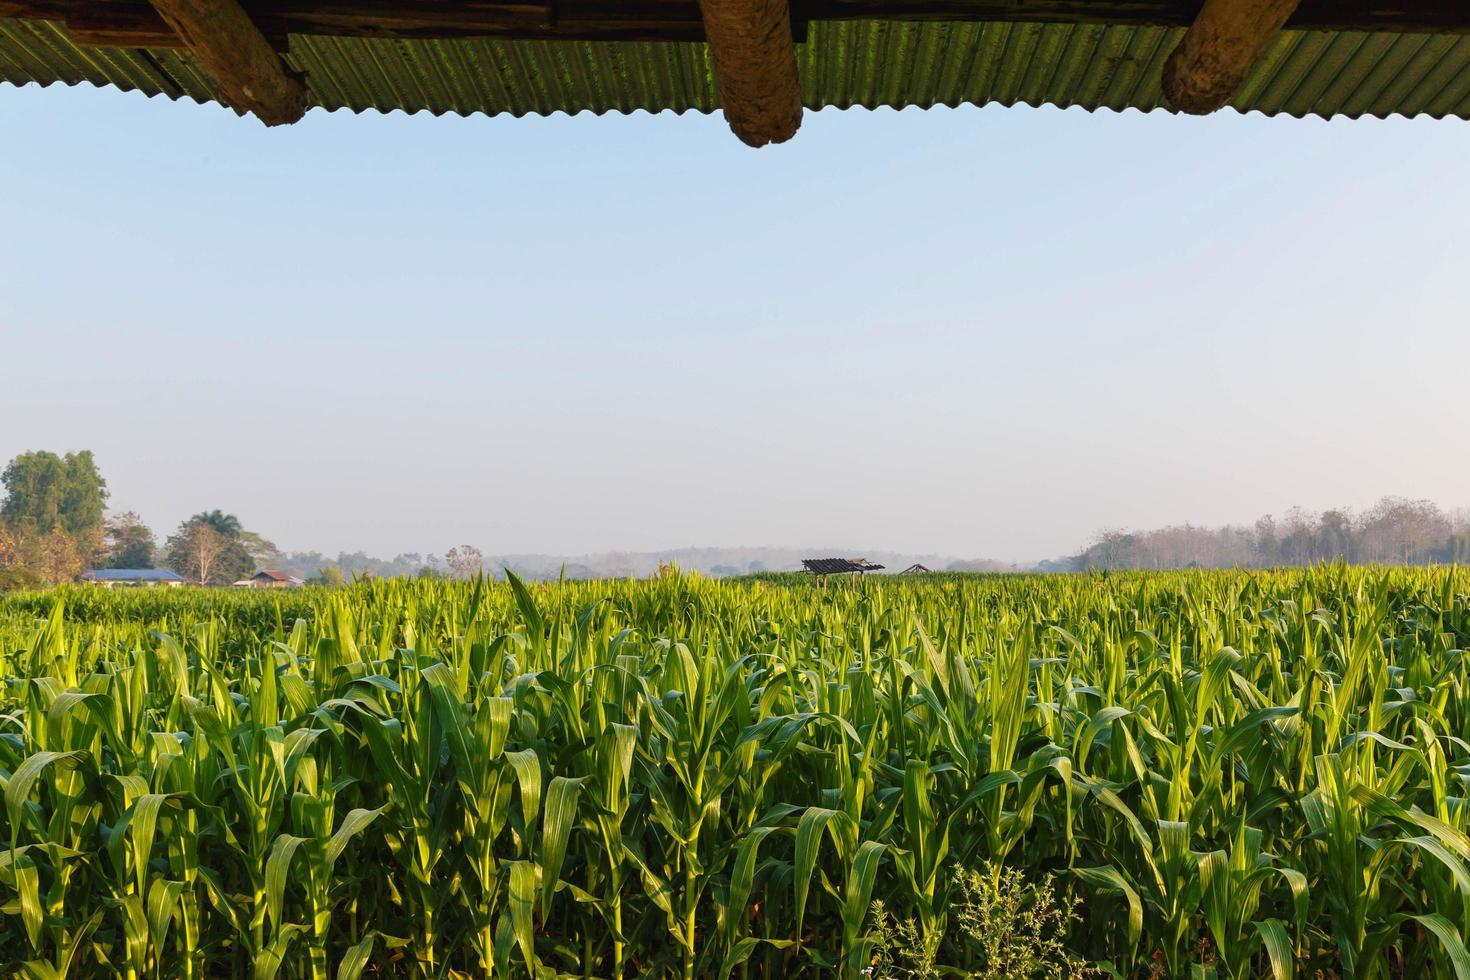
4,0,1470,146
802,558,886,574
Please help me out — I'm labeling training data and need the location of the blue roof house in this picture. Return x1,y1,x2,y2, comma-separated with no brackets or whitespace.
78,569,187,588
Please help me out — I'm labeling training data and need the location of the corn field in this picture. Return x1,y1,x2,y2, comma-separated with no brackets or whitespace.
3,567,1470,978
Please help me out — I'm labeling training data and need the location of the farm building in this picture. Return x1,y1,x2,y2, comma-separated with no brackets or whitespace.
234,570,306,588
2,1,1470,148
78,568,186,588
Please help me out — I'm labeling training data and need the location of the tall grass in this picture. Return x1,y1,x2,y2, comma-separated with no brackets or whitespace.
1,566,1468,978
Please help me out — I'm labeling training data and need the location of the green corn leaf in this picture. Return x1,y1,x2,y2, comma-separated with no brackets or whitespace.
509,859,538,971
422,662,477,783
727,826,774,941
326,806,387,869
1255,919,1294,980
145,878,186,961
5,750,89,843
794,807,842,940
1075,865,1142,958
507,748,543,841
1409,913,1470,980
539,775,583,912
842,839,886,944
337,933,377,980
12,853,43,951
264,834,307,933
1400,836,1470,897
252,925,305,980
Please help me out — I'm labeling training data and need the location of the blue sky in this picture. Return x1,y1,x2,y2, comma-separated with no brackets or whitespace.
3,83,1468,561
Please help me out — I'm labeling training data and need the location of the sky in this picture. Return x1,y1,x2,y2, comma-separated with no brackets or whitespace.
3,83,1469,563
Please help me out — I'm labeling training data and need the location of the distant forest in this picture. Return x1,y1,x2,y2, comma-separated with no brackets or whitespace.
1061,497,1470,572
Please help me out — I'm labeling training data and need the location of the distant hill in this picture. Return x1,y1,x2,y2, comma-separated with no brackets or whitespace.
277,546,1023,581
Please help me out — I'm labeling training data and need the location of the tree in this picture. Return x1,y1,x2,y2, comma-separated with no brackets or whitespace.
103,511,157,568
39,527,86,581
1357,497,1450,565
166,523,230,585
0,520,86,585
190,510,243,537
1,450,109,563
445,545,484,579
0,565,46,591
0,526,42,589
312,564,345,587
1317,509,1353,562
165,512,258,584
1278,507,1316,566
1253,515,1279,568
239,530,282,569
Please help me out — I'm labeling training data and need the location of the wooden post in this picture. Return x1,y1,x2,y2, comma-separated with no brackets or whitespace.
695,0,803,146
147,0,309,125
1162,0,1301,114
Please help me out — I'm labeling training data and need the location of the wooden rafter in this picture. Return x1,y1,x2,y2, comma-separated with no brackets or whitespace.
696,0,803,146
4,0,1469,48
1163,0,1303,114
146,0,308,124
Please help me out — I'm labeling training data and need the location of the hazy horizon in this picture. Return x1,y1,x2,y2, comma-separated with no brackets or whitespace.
6,85,1470,563
3,460,1462,566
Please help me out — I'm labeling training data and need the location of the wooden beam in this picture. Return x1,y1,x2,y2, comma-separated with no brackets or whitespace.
7,0,1470,50
146,0,309,124
696,0,803,146
1162,0,1302,114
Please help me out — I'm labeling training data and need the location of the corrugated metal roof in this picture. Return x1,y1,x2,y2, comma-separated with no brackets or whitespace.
802,558,885,574
5,16,1470,120
80,568,186,581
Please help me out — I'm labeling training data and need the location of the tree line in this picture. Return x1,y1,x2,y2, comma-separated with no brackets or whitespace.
1069,497,1470,571
0,451,279,588
4,451,1467,588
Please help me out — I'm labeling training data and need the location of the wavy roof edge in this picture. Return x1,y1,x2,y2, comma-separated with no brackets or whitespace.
5,17,1470,121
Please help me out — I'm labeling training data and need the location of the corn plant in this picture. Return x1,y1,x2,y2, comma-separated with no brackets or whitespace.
1,566,1469,978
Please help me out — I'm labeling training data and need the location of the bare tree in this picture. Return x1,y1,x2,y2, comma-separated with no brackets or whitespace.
1358,497,1450,564
1318,509,1353,562
445,544,485,579
167,523,228,584
1253,515,1279,567
1278,507,1315,566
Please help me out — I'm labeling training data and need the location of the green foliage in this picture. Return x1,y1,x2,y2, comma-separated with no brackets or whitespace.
0,564,47,591
0,450,110,575
1,450,109,540
103,512,156,569
312,564,345,587
0,567,1468,979
188,510,242,536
